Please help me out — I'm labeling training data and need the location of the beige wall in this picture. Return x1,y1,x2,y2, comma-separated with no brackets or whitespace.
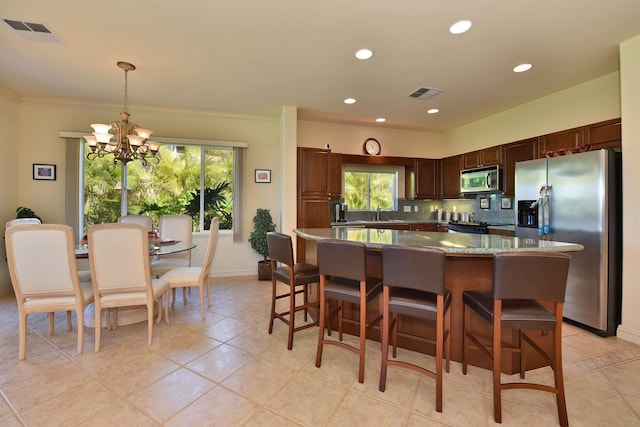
0,87,20,291
444,72,621,156
619,35,640,344
297,120,445,158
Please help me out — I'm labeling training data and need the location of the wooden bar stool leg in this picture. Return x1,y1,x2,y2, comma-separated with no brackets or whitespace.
493,300,502,424
435,295,444,413
268,275,277,334
315,276,327,368
287,282,295,350
379,287,390,392
462,304,469,375
357,281,366,383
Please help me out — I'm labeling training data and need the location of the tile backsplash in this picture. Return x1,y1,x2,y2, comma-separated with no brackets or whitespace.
332,194,516,225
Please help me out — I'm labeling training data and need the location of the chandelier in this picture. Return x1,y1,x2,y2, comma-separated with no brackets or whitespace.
84,61,160,166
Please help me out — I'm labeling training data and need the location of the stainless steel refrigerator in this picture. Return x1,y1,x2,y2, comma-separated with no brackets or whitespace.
515,149,622,336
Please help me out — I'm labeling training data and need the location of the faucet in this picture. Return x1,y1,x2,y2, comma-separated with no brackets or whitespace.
375,206,381,221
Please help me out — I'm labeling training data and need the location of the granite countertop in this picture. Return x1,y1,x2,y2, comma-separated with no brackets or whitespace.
294,227,583,255
331,219,442,226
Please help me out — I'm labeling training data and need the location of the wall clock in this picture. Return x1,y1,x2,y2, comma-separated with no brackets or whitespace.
363,138,381,155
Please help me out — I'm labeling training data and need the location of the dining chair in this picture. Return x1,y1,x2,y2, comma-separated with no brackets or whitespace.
160,218,219,319
88,223,170,351
118,214,153,231
315,239,382,383
379,245,451,413
150,214,193,277
266,231,319,350
462,251,571,426
5,223,94,360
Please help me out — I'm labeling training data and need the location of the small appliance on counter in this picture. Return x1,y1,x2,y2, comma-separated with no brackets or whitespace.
334,202,348,222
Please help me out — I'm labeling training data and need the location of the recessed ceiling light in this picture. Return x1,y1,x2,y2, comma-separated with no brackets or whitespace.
449,20,472,35
376,118,386,123
427,108,440,114
513,63,533,73
344,98,356,104
355,49,373,60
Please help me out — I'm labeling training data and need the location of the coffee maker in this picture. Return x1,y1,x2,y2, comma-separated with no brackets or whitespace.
334,202,347,222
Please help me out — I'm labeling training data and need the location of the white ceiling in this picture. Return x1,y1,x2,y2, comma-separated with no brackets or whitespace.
2,0,640,133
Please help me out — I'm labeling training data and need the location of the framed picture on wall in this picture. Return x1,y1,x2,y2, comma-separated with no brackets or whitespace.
255,169,271,183
480,197,490,209
501,197,513,209
33,164,56,181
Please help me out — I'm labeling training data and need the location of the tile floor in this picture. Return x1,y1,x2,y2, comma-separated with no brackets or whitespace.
0,276,639,426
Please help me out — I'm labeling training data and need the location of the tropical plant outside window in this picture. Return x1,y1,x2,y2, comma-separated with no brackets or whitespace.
343,167,397,211
83,144,233,233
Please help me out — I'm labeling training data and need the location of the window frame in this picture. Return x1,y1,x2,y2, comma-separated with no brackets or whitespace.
61,132,247,241
343,164,402,212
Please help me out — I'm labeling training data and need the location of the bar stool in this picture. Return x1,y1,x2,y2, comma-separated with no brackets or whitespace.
315,239,382,383
462,251,571,426
379,245,451,413
267,232,320,350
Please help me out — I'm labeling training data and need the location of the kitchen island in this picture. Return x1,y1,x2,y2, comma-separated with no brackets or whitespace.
294,227,583,373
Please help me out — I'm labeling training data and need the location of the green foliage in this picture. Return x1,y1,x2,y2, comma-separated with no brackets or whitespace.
248,208,276,260
16,206,41,221
183,182,232,230
83,144,234,232
344,171,394,211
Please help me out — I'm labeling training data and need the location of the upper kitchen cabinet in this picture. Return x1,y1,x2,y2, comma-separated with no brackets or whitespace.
440,155,462,199
502,137,538,197
328,152,342,198
585,118,621,150
539,126,583,157
414,158,440,199
462,146,502,169
298,147,329,197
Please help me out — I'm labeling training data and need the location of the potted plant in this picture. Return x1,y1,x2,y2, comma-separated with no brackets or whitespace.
16,206,41,222
248,208,276,280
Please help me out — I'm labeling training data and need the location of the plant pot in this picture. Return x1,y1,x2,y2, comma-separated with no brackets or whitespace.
258,260,272,281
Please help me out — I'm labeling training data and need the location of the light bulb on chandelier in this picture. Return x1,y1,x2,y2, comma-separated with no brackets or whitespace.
84,61,160,166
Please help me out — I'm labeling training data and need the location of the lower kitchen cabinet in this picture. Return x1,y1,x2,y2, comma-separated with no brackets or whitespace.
409,223,437,232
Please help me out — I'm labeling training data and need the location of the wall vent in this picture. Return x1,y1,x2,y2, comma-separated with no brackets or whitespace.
407,87,442,100
2,18,62,43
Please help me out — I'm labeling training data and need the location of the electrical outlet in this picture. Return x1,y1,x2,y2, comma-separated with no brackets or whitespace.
414,206,419,212
403,206,411,213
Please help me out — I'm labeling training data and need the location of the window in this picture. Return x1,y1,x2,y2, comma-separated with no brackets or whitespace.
82,143,236,233
343,165,399,211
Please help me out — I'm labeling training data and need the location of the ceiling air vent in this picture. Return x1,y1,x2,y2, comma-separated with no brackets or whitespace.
2,18,62,43
407,87,442,100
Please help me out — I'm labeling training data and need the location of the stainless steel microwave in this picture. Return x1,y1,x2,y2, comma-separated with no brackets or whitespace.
460,165,501,193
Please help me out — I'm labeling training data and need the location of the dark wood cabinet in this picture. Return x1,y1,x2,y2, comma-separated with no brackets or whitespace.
440,155,462,199
539,127,583,157
585,118,621,150
366,223,410,230
328,152,342,197
463,146,502,169
410,223,437,232
502,138,538,197
297,147,331,262
298,147,329,197
414,158,440,199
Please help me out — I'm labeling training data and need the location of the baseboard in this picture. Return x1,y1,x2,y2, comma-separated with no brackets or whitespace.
616,324,640,345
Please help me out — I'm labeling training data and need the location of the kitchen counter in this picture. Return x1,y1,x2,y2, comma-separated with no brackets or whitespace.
331,219,441,227
295,227,582,373
295,227,582,255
